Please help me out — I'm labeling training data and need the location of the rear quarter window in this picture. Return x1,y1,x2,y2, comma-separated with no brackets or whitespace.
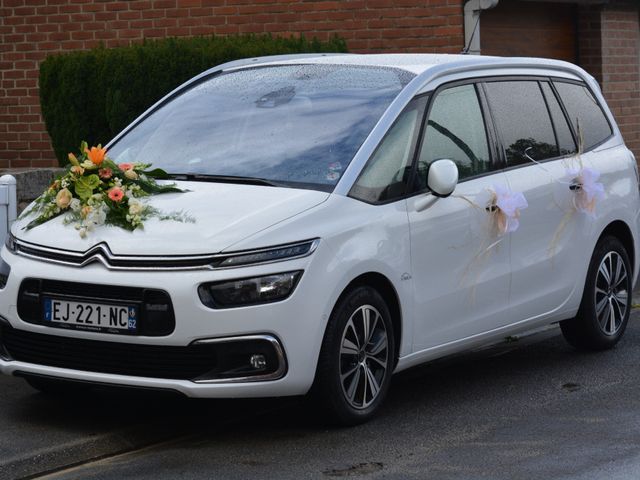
553,81,613,150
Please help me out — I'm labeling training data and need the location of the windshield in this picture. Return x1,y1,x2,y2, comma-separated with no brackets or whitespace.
107,64,414,191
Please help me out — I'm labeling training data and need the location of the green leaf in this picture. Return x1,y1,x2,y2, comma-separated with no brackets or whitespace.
24,211,63,230
141,168,171,179
136,180,185,195
75,174,101,200
101,158,118,170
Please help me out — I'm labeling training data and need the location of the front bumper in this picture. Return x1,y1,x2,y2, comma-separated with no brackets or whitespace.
0,242,336,398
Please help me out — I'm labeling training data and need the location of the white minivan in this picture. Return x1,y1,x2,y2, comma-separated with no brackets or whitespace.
1,54,638,424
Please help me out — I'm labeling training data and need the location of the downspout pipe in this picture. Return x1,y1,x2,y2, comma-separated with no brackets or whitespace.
463,0,500,55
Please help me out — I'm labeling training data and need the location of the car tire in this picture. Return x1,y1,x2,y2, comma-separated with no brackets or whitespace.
24,376,91,396
311,285,395,426
560,235,632,351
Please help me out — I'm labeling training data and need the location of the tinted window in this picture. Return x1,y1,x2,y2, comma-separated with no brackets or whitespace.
484,81,559,166
417,84,491,183
540,82,576,156
351,99,423,203
554,81,613,150
108,65,414,191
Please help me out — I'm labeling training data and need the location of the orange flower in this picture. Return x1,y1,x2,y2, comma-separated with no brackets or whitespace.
85,145,107,166
108,187,124,202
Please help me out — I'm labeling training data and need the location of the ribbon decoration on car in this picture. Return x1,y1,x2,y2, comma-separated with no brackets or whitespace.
566,166,605,218
487,184,529,236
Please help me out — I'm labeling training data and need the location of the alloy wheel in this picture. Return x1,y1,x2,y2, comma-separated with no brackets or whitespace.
595,251,629,336
339,304,389,409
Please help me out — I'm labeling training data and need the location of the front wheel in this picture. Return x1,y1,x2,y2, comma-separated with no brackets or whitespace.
560,235,632,350
312,286,395,426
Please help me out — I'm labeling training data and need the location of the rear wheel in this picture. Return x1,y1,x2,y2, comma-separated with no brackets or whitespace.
560,236,632,350
312,286,395,426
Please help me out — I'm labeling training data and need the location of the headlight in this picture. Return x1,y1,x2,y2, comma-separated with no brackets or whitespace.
198,271,302,308
214,240,318,268
0,259,10,289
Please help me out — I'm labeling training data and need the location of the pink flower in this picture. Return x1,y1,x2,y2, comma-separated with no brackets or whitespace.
118,163,134,171
99,168,113,179
108,187,124,203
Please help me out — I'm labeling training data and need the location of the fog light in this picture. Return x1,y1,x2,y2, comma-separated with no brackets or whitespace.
250,354,267,370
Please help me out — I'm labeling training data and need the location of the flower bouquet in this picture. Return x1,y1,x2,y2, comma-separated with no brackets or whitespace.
22,142,192,238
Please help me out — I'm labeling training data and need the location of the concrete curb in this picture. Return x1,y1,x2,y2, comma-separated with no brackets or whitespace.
1,423,189,480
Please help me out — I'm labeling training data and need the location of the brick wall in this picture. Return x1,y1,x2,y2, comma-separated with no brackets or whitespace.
599,0,640,158
577,5,602,83
0,0,464,169
578,1,640,159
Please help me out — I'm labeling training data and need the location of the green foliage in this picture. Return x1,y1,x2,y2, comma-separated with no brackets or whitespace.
74,174,100,200
39,34,348,166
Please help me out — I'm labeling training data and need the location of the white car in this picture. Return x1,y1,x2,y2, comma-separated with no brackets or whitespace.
1,54,638,425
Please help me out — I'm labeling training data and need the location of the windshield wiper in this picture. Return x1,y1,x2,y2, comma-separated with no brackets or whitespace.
169,174,282,187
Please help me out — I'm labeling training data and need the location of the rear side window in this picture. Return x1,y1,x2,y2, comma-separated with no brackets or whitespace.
484,81,559,166
554,81,613,150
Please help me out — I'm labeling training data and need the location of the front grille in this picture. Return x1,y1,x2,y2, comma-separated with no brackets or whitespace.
17,279,175,337
15,241,220,270
34,279,145,300
1,326,282,381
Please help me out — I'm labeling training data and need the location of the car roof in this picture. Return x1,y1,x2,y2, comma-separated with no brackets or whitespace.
235,53,585,77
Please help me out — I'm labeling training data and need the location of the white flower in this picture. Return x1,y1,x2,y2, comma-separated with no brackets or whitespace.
70,198,81,212
81,159,97,170
88,208,106,226
128,199,144,216
124,169,139,180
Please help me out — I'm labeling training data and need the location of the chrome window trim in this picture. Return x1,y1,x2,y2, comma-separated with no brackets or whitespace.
191,334,287,383
9,236,319,271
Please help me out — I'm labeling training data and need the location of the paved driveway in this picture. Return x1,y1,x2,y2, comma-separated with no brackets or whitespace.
0,310,636,479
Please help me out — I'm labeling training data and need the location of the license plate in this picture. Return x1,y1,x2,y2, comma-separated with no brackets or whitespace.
43,297,137,333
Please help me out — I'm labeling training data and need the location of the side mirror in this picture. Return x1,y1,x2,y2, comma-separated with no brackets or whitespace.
427,159,458,198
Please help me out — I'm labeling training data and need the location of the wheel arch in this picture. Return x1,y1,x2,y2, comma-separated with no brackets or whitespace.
337,272,403,368
599,220,635,273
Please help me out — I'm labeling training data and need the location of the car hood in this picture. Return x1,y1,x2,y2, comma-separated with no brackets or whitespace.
12,181,330,255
